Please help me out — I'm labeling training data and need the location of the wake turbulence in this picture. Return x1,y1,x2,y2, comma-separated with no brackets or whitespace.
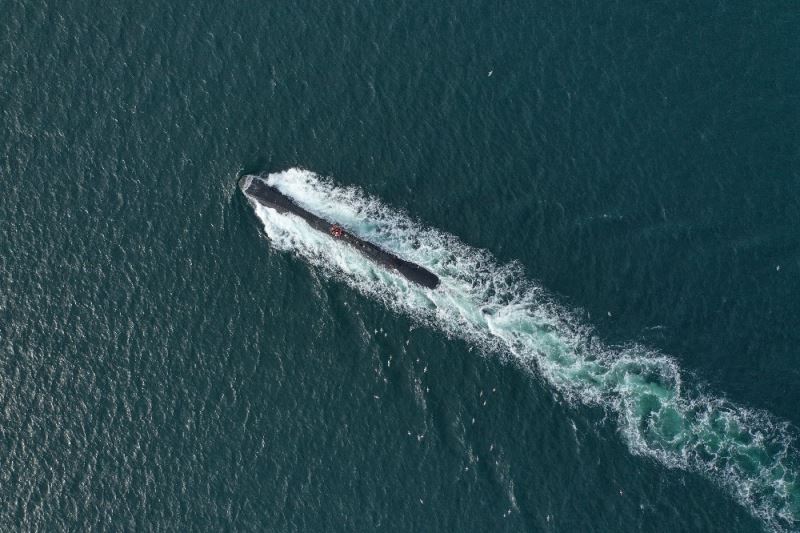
239,168,799,532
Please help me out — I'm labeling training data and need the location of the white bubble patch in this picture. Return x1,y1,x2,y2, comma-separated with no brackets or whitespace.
243,168,799,532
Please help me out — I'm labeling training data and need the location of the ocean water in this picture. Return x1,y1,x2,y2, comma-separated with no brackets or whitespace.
2,1,799,532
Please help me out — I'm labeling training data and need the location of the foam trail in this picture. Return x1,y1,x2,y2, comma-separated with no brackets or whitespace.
244,168,799,532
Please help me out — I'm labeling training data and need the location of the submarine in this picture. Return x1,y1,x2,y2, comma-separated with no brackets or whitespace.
240,175,441,290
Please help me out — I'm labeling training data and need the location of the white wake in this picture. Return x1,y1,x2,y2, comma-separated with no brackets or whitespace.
242,168,799,532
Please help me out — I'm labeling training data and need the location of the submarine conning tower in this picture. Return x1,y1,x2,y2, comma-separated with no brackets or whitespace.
240,175,441,290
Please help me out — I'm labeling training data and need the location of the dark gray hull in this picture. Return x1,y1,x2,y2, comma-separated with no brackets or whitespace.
240,176,440,290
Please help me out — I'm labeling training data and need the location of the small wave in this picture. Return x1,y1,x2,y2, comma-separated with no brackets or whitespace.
243,168,799,531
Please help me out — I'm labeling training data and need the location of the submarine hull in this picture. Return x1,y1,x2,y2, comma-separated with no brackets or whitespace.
240,175,441,290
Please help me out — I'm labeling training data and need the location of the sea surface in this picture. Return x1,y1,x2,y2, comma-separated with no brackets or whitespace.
2,1,799,531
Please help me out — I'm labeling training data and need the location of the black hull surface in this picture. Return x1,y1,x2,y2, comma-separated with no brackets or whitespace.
240,176,440,290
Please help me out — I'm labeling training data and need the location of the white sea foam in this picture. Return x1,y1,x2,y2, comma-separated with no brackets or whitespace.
244,168,799,532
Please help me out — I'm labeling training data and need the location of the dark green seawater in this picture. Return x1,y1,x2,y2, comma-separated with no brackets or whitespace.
2,1,799,531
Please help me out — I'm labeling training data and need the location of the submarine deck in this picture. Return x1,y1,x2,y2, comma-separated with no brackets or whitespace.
241,176,441,290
